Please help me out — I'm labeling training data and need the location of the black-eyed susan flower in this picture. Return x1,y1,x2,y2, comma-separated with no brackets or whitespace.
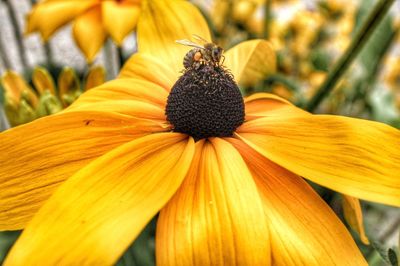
1,0,399,265
1,66,105,126
26,0,141,62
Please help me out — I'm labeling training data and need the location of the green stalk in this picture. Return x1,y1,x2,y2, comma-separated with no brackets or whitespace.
306,0,395,112
263,0,271,39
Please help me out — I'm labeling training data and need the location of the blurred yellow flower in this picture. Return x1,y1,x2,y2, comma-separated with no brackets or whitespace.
1,0,399,265
0,66,105,126
26,0,141,62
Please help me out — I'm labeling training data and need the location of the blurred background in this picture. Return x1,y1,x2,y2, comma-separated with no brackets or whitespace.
0,0,399,265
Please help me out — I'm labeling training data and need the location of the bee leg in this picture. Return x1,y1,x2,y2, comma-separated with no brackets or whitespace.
221,55,225,65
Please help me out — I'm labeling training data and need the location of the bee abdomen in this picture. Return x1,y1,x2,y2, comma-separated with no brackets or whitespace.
183,48,201,69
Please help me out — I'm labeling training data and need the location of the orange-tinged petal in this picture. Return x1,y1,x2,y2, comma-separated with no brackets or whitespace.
137,0,211,75
119,53,177,91
58,67,80,95
26,0,98,41
224,40,276,87
32,67,56,95
229,138,367,265
84,66,106,90
237,114,400,206
157,138,270,265
342,195,370,245
0,110,164,230
72,6,106,62
1,71,38,107
5,133,194,265
244,92,307,120
67,99,166,122
102,1,140,45
68,78,169,109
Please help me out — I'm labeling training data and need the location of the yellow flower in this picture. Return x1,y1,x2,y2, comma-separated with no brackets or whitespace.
26,0,141,62
1,66,105,126
1,0,399,265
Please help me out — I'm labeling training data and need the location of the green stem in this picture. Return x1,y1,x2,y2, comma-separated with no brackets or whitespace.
3,0,28,69
263,0,271,39
305,0,395,112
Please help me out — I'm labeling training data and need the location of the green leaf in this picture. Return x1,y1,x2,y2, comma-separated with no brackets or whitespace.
116,218,156,266
388,248,398,266
0,231,20,263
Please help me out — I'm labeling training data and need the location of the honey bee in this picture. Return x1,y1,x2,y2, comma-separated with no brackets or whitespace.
176,35,224,69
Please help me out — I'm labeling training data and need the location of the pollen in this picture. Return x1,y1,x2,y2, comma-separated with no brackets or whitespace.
165,65,245,139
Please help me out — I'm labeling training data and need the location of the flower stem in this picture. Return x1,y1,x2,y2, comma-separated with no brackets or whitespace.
305,0,395,112
263,0,271,39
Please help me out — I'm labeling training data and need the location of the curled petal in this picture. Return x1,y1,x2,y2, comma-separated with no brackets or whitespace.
342,195,369,245
224,40,276,87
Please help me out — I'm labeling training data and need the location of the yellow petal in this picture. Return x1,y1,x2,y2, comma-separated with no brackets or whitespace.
342,195,370,245
58,67,80,106
58,67,80,96
244,92,307,120
84,66,106,90
32,67,56,95
137,0,211,74
67,99,166,122
224,40,276,87
1,71,38,107
102,1,140,45
157,138,270,265
119,53,177,91
5,133,194,265
0,110,164,230
229,138,367,265
237,114,400,206
72,6,106,62
26,0,98,41
68,78,169,110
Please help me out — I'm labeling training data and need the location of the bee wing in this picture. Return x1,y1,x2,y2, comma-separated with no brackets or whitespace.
176,39,204,49
192,34,210,44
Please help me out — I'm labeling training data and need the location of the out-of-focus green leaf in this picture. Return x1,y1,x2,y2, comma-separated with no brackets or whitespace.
310,49,331,72
0,231,20,263
116,218,156,266
371,241,394,265
388,248,398,266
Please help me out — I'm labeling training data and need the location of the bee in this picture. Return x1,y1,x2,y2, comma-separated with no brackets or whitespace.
176,35,224,69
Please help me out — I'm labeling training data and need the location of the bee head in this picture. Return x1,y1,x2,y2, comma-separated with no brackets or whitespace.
210,45,223,62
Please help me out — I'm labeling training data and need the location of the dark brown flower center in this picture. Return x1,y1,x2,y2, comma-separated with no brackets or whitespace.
165,64,245,139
